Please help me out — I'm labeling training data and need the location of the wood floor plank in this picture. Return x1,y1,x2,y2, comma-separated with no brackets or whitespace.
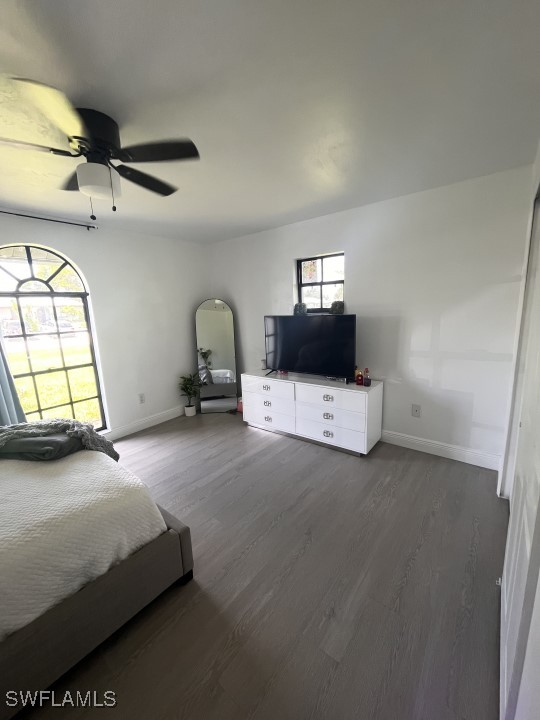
25,414,507,720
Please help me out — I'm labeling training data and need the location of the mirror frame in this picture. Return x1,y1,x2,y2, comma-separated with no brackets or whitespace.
195,298,238,413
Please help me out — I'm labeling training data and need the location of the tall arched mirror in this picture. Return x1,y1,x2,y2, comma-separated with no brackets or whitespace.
196,299,237,413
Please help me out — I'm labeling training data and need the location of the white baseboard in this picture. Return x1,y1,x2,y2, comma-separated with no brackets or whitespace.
381,430,501,471
104,405,185,442
103,412,500,472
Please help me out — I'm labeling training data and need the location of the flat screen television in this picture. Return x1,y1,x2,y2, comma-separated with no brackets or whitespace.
264,314,356,379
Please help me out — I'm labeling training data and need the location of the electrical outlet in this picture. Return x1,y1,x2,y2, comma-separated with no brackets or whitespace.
138,393,145,405
411,404,421,418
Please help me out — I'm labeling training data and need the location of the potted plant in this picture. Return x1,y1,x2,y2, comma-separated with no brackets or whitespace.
198,347,212,367
179,372,202,417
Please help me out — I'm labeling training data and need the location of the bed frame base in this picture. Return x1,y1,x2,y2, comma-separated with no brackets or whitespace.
0,508,193,720
177,569,194,585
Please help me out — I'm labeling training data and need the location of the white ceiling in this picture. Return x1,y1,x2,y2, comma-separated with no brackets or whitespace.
0,0,539,243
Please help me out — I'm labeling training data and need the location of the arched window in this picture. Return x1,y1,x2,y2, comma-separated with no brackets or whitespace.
0,245,106,429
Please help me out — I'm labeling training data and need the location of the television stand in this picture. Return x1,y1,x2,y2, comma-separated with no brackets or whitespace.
241,371,383,456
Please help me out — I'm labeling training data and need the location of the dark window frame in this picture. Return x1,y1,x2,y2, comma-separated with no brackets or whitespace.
0,245,107,430
296,252,345,313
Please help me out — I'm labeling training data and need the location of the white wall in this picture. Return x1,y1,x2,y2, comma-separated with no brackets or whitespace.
207,166,532,470
0,214,205,438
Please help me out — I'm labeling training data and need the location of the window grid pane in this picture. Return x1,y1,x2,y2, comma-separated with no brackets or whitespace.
28,335,63,372
73,398,102,426
301,285,322,309
0,247,30,279
68,366,98,402
60,332,92,367
14,376,38,412
3,337,29,374
301,259,321,283
41,404,74,420
322,283,344,307
323,255,345,282
35,370,70,408
49,266,85,292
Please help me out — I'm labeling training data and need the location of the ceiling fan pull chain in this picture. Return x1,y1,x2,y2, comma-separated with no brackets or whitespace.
89,197,96,221
109,166,117,212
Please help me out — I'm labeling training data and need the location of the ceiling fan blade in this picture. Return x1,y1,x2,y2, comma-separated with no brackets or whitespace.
116,140,199,163
114,164,177,196
0,136,75,156
61,172,79,191
11,77,87,140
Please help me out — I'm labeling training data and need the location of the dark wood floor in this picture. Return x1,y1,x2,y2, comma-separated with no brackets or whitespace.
29,414,508,720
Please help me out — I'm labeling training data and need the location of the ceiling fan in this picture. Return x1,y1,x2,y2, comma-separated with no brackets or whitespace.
0,77,200,204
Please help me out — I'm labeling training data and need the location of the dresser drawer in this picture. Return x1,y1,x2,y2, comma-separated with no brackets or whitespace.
242,374,295,400
243,391,295,417
296,402,366,431
295,383,366,413
296,417,366,453
245,405,296,434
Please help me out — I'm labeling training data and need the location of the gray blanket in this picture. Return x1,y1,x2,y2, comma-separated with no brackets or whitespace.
0,420,119,461
0,433,83,461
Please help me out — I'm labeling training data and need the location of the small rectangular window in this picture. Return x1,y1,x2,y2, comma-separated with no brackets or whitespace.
297,253,344,312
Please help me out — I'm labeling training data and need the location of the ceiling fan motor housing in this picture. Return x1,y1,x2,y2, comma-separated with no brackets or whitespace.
76,108,121,156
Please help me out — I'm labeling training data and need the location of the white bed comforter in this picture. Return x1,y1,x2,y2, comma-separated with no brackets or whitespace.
210,368,236,383
0,451,167,641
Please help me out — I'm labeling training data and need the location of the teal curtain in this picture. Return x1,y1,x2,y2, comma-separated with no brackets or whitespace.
0,337,26,425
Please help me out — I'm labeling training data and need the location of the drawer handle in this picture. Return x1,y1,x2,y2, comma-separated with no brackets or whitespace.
323,412,334,420
264,400,271,407
264,415,272,422
263,384,271,391
323,430,334,438
323,394,334,402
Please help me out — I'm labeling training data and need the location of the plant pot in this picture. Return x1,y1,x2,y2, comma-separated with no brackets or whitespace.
184,405,196,417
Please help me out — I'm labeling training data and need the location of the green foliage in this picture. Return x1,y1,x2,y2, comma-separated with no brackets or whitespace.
23,315,39,332
57,305,85,325
178,372,202,407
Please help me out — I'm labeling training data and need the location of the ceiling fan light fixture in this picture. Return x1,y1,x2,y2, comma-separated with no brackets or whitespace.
76,162,111,199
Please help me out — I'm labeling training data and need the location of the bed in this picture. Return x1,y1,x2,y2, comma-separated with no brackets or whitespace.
200,369,238,406
0,451,193,720
210,368,236,383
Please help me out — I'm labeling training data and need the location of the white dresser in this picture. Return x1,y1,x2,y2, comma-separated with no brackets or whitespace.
242,371,383,455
